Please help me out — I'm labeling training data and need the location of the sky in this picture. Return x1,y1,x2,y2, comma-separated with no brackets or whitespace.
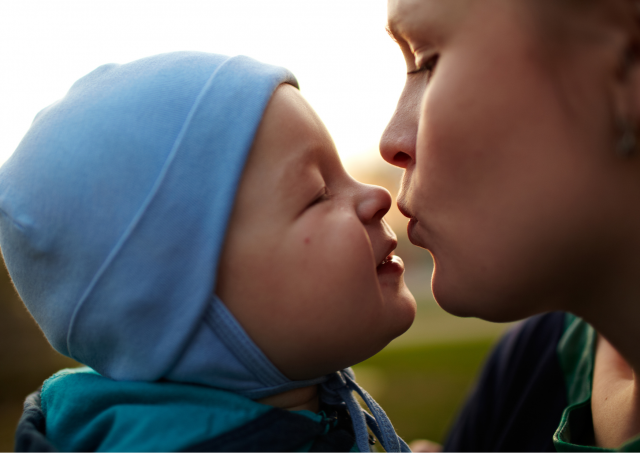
0,0,407,169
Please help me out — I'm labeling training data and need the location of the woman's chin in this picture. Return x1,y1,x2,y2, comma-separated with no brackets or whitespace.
431,269,527,323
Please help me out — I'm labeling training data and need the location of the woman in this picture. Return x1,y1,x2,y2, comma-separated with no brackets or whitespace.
380,0,640,451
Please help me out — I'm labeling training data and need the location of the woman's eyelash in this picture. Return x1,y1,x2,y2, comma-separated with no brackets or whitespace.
407,55,439,75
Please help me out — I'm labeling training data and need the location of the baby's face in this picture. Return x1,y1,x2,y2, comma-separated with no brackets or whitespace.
216,84,416,380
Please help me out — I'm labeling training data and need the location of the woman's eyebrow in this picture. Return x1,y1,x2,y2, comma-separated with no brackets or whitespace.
385,23,401,44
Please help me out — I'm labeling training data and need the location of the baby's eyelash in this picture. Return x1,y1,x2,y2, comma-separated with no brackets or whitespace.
308,187,330,208
407,54,439,75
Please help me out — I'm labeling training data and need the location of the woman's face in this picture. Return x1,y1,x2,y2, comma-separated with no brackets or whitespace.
380,0,640,321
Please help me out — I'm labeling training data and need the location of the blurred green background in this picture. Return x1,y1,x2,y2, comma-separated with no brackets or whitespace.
0,162,514,450
352,323,504,446
0,253,79,451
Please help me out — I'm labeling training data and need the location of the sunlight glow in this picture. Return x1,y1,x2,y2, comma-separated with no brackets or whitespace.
0,0,406,168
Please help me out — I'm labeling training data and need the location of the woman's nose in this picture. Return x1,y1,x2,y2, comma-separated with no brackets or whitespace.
379,77,423,168
356,183,393,224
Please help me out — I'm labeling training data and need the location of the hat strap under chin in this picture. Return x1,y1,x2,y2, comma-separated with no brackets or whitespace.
321,369,410,452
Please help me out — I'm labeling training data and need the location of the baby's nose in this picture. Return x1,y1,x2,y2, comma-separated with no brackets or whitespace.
356,184,392,224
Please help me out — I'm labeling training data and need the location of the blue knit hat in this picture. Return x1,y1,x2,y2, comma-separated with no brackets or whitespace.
0,52,408,452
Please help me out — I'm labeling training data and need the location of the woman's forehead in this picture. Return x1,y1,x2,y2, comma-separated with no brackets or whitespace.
387,0,473,43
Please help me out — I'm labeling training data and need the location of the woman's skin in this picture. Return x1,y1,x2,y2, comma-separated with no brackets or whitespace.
380,0,640,448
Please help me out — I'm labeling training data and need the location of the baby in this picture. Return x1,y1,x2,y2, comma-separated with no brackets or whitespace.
1,52,416,452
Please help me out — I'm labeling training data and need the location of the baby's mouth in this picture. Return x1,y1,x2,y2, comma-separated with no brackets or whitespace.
376,252,404,275
378,252,394,267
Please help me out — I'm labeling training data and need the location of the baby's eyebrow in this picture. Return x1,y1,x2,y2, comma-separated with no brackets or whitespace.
276,144,319,193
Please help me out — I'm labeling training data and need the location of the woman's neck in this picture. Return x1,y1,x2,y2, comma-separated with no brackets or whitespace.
257,385,320,412
591,335,640,448
580,275,640,375
576,262,640,448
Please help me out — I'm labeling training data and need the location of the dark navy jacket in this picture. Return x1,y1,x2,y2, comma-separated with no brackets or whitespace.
444,312,568,452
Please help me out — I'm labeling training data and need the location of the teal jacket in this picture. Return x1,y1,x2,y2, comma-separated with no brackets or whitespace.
15,368,359,452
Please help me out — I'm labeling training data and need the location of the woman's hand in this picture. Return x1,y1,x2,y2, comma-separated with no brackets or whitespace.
408,439,442,452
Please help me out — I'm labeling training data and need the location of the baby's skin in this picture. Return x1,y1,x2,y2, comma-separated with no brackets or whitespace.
216,84,417,412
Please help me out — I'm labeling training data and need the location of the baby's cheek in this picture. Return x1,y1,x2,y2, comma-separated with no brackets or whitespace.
286,212,380,324
263,213,405,377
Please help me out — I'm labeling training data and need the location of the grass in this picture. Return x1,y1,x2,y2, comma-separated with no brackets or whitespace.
352,339,496,445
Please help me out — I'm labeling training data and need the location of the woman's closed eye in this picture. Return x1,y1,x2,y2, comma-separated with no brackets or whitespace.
408,54,439,78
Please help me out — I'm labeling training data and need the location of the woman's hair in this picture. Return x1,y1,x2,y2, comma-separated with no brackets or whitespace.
527,0,638,47
519,0,640,110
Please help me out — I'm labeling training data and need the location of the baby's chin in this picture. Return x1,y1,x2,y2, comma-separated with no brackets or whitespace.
379,283,417,342
280,292,416,381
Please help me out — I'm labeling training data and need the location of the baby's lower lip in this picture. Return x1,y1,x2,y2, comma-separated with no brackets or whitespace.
377,254,404,275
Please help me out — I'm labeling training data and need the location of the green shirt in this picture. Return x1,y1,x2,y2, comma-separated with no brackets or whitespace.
554,315,640,451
